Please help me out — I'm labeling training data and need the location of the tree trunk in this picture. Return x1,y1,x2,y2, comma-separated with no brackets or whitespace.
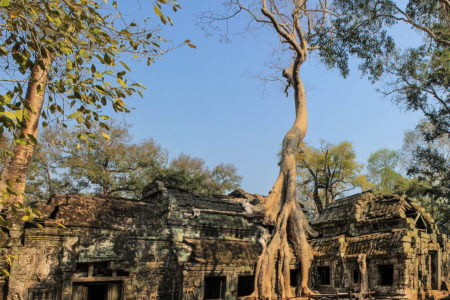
0,56,52,203
251,56,316,298
313,185,323,213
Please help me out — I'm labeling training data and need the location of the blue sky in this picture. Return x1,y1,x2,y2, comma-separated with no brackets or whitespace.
116,1,423,194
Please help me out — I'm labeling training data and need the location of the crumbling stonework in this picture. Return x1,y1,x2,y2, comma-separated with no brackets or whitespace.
1,182,268,300
0,185,449,300
311,192,450,300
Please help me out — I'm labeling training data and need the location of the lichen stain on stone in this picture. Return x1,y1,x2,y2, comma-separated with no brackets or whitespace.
0,183,449,300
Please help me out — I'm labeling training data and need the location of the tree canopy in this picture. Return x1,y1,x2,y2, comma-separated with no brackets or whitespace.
297,141,371,213
366,148,409,194
0,0,189,203
8,122,243,200
330,0,449,140
0,0,189,242
401,121,450,233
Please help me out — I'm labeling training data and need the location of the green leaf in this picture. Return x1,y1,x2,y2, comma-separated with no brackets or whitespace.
117,78,127,88
153,4,163,17
104,53,113,65
26,134,38,144
79,49,89,58
60,47,73,55
100,132,110,139
119,29,132,37
1,111,20,121
68,111,81,119
119,61,131,72
0,0,10,7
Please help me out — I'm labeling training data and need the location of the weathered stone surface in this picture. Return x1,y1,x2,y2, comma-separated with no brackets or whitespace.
1,182,264,300
0,186,448,300
311,192,450,300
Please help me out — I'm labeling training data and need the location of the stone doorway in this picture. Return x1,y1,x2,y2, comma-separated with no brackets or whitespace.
204,276,226,299
72,282,121,300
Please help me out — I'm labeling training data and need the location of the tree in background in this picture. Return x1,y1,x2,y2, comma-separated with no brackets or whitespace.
365,124,449,232
380,1,449,141
401,121,450,233
297,141,371,214
55,123,168,198
157,154,242,195
0,0,186,204
366,148,409,194
336,0,450,232
329,0,448,141
9,122,242,200
25,127,78,200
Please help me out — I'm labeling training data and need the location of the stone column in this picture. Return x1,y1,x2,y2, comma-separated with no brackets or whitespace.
357,254,368,293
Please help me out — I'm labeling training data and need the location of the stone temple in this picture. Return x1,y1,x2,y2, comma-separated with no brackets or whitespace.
0,182,449,299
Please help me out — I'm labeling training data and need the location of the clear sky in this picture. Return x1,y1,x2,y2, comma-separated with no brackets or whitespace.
116,1,423,195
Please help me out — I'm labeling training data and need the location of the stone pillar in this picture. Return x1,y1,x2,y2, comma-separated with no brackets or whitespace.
357,254,368,293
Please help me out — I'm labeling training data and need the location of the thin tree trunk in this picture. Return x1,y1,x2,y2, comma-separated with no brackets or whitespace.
0,56,52,203
42,152,54,196
313,185,323,213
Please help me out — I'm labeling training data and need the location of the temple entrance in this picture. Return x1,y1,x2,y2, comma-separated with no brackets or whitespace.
204,276,226,299
378,265,394,286
72,282,121,300
237,275,254,297
317,266,331,285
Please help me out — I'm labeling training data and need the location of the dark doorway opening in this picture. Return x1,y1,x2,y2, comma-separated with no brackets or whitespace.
353,269,360,284
237,275,254,297
378,265,394,286
204,276,226,299
72,282,121,300
317,266,331,285
290,269,300,287
0,282,6,300
430,251,439,290
87,284,107,300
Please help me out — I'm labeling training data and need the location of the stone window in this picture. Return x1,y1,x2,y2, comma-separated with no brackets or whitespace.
317,266,331,285
237,275,254,297
378,264,394,286
204,276,226,299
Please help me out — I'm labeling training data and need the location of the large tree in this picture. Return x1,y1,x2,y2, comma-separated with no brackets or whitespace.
297,141,371,214
0,0,185,204
205,0,394,297
401,121,450,233
8,123,242,200
49,122,168,198
329,0,449,140
163,154,242,195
